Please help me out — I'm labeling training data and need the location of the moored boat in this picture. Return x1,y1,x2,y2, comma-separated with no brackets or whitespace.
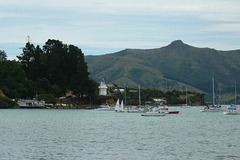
223,84,240,115
159,107,179,114
167,111,179,114
141,111,165,116
141,106,165,116
223,107,240,115
96,104,114,111
200,78,225,112
200,105,224,112
127,105,144,113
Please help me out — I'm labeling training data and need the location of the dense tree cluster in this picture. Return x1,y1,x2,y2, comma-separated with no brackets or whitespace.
0,39,98,103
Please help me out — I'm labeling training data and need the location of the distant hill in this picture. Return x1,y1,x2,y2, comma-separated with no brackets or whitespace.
85,40,240,95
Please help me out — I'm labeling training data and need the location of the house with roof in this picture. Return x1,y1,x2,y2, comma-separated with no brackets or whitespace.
17,98,45,108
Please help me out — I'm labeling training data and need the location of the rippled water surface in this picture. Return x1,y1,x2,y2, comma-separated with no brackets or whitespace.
0,108,240,160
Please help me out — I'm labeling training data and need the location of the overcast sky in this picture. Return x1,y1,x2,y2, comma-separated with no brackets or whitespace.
1,0,240,59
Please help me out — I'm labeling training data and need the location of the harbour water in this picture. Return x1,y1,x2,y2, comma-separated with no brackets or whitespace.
0,107,240,160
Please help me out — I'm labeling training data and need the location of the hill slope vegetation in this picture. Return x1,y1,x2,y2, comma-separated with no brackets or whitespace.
86,40,240,94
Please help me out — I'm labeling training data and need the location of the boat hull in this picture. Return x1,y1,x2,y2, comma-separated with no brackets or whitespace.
200,109,224,112
141,112,165,116
96,108,114,111
127,111,143,113
223,111,240,115
116,110,125,113
159,108,179,114
167,111,179,114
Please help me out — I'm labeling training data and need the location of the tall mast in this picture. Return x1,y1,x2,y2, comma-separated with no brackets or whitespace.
213,77,215,106
125,87,127,106
186,87,187,105
235,81,237,104
138,85,141,106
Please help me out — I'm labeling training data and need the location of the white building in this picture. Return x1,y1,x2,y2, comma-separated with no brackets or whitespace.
113,88,125,93
17,98,45,108
98,78,108,96
153,98,166,105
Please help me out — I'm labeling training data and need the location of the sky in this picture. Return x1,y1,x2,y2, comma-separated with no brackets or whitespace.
1,0,240,60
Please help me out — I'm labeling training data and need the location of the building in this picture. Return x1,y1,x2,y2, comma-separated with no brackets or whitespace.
98,78,108,96
17,98,45,108
113,88,125,93
153,98,166,105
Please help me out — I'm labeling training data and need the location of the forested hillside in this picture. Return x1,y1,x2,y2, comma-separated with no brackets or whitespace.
86,40,240,96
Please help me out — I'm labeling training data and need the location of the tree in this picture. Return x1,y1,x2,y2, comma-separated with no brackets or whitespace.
0,61,29,98
50,84,62,97
28,45,46,81
0,50,7,62
17,42,35,76
43,39,68,93
38,93,57,104
64,45,85,83
70,62,90,97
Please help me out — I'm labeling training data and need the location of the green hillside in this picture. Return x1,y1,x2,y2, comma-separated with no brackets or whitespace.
86,40,240,95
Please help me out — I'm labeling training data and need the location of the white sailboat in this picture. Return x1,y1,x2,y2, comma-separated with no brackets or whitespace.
115,99,120,111
115,99,125,112
120,100,125,112
127,85,144,113
181,87,191,108
200,78,224,112
223,82,240,115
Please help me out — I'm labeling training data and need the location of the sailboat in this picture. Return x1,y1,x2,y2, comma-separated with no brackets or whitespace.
127,85,144,113
200,78,224,112
223,82,240,115
120,100,125,112
115,99,125,112
181,87,191,108
114,99,120,112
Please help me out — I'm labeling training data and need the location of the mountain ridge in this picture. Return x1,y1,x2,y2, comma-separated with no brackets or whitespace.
85,40,240,94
